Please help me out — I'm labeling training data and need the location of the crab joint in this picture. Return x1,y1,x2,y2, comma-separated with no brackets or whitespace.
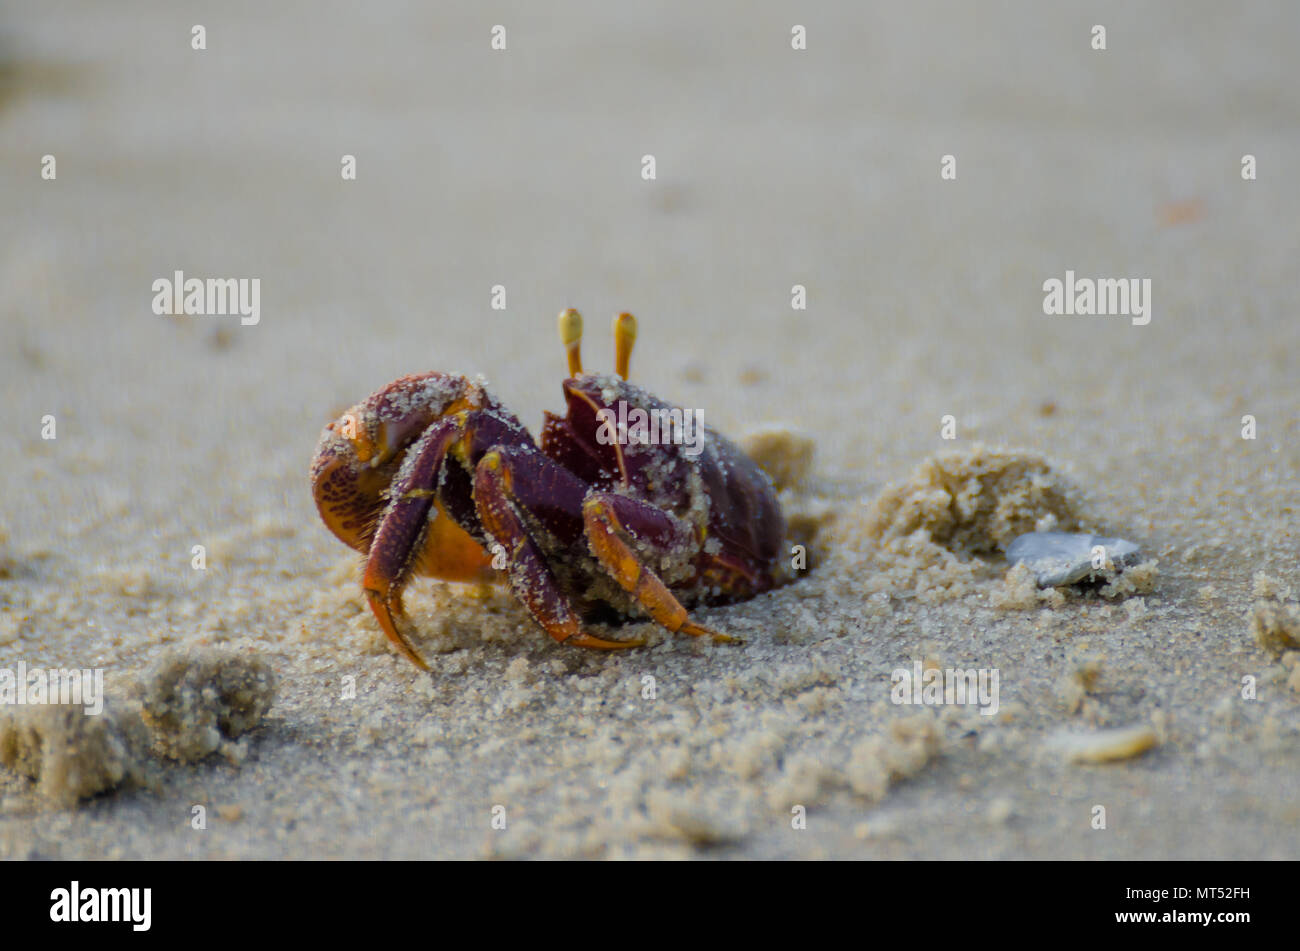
558,308,583,376
337,418,379,466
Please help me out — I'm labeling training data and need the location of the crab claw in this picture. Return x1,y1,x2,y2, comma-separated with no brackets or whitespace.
365,589,431,671
678,619,744,645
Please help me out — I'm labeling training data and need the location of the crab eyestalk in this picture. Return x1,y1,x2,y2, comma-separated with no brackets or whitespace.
558,308,583,375
613,312,637,380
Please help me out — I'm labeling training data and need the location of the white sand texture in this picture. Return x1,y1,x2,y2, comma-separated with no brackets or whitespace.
1,2,1298,858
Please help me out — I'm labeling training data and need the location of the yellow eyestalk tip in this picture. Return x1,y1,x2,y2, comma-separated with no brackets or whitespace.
558,308,583,376
613,311,637,380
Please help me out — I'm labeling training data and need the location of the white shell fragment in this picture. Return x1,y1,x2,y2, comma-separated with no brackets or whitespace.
1048,724,1159,764
1005,531,1142,587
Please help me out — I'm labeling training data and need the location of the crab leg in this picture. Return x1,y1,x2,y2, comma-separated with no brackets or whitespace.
360,416,470,670
473,449,644,650
581,492,741,644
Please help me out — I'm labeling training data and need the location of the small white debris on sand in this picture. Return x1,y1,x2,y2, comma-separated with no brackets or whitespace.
1250,598,1300,656
1048,723,1159,764
1006,531,1142,587
137,649,276,763
740,424,815,491
0,705,133,807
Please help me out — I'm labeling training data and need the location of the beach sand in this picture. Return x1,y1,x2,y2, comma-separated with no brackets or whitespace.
1,0,1297,858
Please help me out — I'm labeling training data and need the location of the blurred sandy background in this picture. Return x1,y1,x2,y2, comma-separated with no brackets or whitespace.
0,0,1297,858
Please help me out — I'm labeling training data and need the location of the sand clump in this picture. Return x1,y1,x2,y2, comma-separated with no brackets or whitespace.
1250,596,1300,656
817,444,1160,605
1098,560,1159,599
1248,572,1300,657
863,444,1084,553
137,649,276,762
741,424,823,574
0,527,19,580
844,714,943,800
0,648,276,805
826,445,1090,601
1054,660,1104,716
1253,572,1294,601
0,704,135,807
1284,653,1300,695
756,712,945,811
740,424,815,491
990,562,1067,609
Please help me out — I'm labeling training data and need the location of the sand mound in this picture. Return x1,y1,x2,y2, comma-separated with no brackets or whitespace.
0,649,276,805
825,444,1088,601
0,704,133,807
1250,597,1300,656
862,444,1083,553
137,649,277,763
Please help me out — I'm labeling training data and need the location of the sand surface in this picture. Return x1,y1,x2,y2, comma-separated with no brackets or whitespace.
1,1,1297,858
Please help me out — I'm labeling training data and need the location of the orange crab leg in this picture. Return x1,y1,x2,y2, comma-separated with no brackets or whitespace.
581,492,741,645
363,589,429,670
473,449,644,649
